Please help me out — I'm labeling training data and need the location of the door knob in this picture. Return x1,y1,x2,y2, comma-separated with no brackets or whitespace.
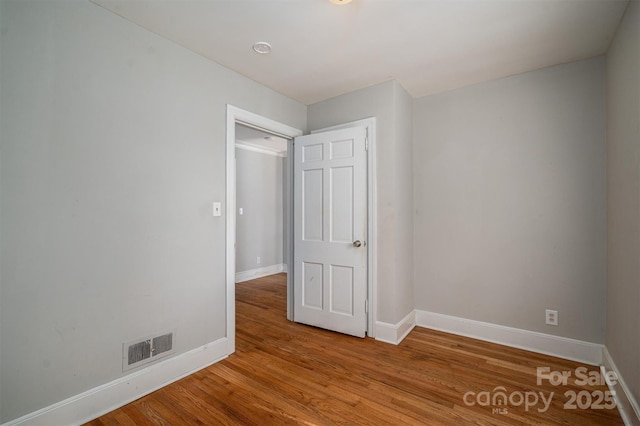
353,240,362,247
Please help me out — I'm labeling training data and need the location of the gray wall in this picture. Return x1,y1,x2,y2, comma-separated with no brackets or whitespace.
606,0,640,410
307,80,415,325
0,0,306,422
392,84,415,320
413,57,607,343
235,147,284,273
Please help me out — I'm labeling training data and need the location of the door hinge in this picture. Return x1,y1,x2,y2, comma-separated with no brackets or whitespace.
365,128,369,151
365,299,368,313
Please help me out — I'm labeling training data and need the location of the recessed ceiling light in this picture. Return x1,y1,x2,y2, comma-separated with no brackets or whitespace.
329,0,352,4
252,42,272,54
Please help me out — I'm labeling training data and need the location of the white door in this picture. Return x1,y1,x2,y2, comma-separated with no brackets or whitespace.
293,126,367,337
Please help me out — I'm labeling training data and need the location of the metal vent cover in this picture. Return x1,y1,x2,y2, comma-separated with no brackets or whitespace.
127,340,151,365
123,331,175,371
152,333,173,356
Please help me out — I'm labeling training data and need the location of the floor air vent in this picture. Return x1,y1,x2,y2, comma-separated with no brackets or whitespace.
123,331,175,371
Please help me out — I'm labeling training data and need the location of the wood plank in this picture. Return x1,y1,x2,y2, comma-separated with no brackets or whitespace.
86,273,623,425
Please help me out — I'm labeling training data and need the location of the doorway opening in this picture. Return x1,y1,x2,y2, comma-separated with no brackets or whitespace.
225,106,302,354
225,105,377,355
234,123,289,284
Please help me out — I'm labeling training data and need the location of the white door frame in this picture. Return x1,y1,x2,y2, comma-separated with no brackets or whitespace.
225,105,302,354
311,118,377,338
226,106,378,355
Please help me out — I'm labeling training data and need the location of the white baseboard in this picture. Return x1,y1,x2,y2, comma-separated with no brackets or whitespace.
4,338,229,426
602,347,640,426
235,263,285,283
375,311,416,345
415,310,603,365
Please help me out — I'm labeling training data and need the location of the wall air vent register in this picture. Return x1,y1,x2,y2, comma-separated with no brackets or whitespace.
123,331,174,371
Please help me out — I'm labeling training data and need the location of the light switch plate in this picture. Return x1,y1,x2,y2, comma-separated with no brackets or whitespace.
213,202,221,217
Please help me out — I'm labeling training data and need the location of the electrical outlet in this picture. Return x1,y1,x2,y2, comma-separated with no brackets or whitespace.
545,309,558,326
257,256,261,264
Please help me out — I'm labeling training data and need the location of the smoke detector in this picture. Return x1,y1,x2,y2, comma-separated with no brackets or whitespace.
252,42,272,54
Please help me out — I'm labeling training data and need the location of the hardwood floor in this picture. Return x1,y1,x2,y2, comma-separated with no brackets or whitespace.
87,273,623,425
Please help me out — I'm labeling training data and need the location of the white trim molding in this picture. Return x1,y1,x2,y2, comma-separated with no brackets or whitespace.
235,141,286,158
3,338,228,426
415,310,603,365
235,263,286,283
602,347,640,425
375,311,416,345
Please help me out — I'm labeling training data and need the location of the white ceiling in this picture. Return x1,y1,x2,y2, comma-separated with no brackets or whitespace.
92,0,628,105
